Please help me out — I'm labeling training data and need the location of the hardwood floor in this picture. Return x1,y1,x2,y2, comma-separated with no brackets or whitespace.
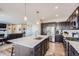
45,42,65,56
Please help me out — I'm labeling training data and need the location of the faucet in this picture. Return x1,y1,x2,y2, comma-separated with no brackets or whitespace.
35,31,38,37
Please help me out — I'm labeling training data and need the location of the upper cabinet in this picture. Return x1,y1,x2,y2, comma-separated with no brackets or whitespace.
67,6,79,29
58,22,72,30
0,23,6,28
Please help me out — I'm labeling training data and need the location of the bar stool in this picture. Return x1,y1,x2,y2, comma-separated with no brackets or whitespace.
11,45,15,56
0,38,4,46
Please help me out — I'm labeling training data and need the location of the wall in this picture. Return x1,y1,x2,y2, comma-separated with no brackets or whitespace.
25,23,41,36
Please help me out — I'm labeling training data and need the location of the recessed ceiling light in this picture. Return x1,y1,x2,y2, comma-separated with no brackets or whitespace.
55,6,58,9
56,14,59,17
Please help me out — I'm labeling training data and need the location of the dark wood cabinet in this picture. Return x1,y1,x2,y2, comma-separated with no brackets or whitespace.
67,6,79,29
0,23,6,28
63,39,69,56
46,38,49,51
34,37,49,56
69,44,79,56
34,43,42,56
63,39,79,56
41,40,45,55
77,16,79,28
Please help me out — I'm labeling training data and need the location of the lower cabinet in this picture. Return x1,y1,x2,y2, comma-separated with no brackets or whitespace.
63,39,69,56
63,39,79,56
34,43,42,56
69,44,79,56
34,38,49,56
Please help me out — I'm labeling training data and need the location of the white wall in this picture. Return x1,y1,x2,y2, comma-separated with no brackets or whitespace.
25,22,41,36
32,24,41,35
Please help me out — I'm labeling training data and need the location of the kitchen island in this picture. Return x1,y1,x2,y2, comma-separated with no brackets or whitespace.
9,35,49,56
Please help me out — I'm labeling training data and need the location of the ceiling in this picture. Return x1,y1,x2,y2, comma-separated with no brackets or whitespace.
0,3,79,24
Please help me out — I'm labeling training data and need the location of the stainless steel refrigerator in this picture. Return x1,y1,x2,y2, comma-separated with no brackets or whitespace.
46,26,55,42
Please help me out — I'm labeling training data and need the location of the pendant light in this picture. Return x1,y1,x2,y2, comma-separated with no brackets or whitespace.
76,10,78,15
36,11,40,25
24,0,27,21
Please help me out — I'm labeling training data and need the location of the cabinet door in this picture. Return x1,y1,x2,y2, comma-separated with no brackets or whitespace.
69,44,79,56
46,38,49,51
41,40,45,56
41,38,49,56
71,45,79,56
77,16,79,28
69,44,73,56
44,39,47,54
63,40,69,56
34,38,49,56
34,43,42,56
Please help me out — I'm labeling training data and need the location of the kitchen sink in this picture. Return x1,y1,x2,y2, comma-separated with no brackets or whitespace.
34,37,43,40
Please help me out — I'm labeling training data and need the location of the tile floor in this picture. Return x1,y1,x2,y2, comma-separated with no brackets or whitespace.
45,42,65,56
0,43,13,56
0,42,65,56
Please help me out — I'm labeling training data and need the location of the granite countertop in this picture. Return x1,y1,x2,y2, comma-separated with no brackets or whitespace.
8,35,49,48
64,38,79,53
68,41,79,53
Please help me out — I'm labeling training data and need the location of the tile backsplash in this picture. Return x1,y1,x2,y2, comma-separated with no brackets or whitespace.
62,30,79,38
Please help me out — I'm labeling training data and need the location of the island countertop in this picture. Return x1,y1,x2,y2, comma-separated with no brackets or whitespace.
8,35,49,48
